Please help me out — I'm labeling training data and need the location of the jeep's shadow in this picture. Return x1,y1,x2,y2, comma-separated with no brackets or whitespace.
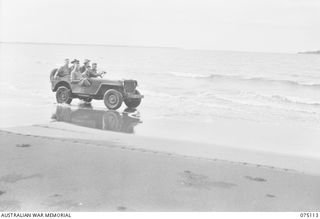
51,104,142,133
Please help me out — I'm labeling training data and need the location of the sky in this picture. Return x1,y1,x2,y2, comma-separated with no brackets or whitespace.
0,0,319,53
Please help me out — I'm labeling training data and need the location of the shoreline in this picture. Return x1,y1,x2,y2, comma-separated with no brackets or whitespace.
0,124,319,211
2,121,320,176
0,128,301,175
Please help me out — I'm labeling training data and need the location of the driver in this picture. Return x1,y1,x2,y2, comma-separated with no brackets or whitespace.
82,63,105,78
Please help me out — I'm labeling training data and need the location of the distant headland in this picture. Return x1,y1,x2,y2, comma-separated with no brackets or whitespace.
298,50,320,54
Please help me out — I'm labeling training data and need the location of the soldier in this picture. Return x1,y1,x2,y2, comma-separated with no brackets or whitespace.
82,63,105,78
69,58,78,72
70,59,91,87
54,58,71,79
80,59,91,73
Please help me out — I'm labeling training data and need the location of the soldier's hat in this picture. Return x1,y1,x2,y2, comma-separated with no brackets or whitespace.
71,59,79,64
83,59,90,64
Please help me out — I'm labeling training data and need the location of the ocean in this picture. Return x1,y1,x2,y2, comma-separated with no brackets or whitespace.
0,42,319,158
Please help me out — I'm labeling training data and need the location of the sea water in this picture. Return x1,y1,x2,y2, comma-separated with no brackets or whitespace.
0,42,319,158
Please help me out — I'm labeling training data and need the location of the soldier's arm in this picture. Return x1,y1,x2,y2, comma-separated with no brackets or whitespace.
91,71,100,77
99,71,107,77
54,67,61,79
70,70,80,83
81,69,88,78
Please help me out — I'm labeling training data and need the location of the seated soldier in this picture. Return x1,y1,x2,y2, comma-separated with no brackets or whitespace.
80,59,91,73
54,58,71,79
70,59,91,87
69,59,77,72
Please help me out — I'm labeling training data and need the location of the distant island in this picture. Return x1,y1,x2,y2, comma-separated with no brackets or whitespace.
298,50,320,54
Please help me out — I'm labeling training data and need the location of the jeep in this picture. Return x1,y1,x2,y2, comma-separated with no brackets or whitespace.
50,69,143,110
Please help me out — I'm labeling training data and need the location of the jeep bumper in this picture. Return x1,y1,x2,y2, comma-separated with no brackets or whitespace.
126,93,144,99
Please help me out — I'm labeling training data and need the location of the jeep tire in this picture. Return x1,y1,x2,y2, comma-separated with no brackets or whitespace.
56,86,72,104
104,89,123,110
124,90,142,108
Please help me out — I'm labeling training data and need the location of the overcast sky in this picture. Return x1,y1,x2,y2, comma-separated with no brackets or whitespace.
0,0,319,52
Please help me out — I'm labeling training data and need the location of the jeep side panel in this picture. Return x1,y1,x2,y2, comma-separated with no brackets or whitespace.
71,79,123,99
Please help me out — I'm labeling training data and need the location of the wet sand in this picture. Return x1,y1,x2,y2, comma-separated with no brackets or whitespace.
0,124,320,211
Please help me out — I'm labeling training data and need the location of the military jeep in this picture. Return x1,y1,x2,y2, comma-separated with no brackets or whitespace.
50,69,143,110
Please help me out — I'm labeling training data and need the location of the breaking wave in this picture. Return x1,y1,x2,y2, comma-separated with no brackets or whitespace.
167,71,320,89
267,95,320,107
144,86,320,107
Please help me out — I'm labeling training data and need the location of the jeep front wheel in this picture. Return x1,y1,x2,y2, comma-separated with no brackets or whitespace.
56,86,72,104
124,90,142,108
104,89,123,110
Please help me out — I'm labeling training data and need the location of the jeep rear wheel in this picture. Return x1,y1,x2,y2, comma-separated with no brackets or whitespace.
124,90,142,108
56,86,72,104
104,89,123,110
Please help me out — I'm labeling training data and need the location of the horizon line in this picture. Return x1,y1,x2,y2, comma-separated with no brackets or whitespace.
0,41,302,54
0,41,182,50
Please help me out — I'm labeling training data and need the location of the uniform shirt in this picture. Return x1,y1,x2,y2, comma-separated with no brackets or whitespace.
71,68,82,82
56,65,70,77
83,68,100,78
79,65,88,73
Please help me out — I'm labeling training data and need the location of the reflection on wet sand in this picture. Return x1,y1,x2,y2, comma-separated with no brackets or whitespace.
51,104,142,133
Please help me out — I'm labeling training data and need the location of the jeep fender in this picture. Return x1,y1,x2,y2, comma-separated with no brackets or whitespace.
53,81,72,92
96,84,124,98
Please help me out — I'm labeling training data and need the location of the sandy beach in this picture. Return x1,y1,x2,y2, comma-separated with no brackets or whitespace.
0,122,319,212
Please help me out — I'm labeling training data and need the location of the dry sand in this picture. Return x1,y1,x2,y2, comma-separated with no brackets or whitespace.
0,123,320,211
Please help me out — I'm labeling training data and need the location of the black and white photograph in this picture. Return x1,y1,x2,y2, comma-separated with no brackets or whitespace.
0,0,319,216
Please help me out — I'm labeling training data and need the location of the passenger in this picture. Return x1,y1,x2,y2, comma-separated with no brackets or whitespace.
80,59,91,73
54,58,70,79
69,58,79,72
82,63,105,78
70,59,91,87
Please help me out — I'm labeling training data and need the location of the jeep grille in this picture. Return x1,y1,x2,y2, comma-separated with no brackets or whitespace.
124,80,137,93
